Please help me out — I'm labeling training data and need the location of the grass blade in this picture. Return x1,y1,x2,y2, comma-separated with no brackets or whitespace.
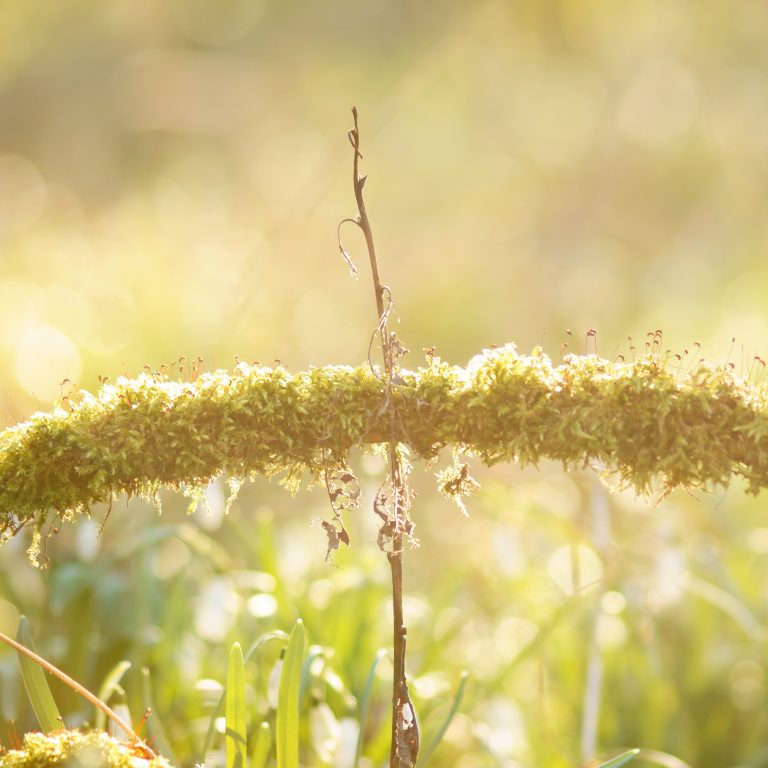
251,721,272,768
16,615,61,732
0,623,154,756
354,648,388,768
277,619,305,768
94,660,132,730
141,667,178,764
596,749,640,768
202,631,289,758
299,645,325,702
417,671,468,766
226,642,248,768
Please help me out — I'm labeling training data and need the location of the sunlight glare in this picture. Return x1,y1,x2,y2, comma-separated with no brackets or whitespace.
0,154,47,234
547,544,603,595
12,324,82,402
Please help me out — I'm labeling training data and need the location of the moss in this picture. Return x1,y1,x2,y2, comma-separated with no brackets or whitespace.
0,729,171,768
1,345,767,562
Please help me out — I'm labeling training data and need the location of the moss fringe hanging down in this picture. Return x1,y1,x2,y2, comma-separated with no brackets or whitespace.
1,344,767,553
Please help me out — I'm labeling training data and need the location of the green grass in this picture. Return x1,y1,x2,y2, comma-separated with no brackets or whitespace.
276,621,304,768
2,467,768,766
225,642,247,768
14,616,61,733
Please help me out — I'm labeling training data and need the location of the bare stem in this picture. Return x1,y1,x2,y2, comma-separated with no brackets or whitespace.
345,107,418,768
348,109,386,330
0,629,156,758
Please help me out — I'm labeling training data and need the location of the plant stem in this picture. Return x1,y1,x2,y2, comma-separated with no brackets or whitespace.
349,108,386,329
345,107,418,767
0,629,156,758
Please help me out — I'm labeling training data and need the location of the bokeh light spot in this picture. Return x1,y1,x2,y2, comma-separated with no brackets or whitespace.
152,537,192,580
730,660,764,711
0,154,47,234
596,613,628,649
493,616,538,662
246,592,278,618
12,324,82,402
601,590,627,614
547,544,603,595
747,527,768,554
618,57,698,145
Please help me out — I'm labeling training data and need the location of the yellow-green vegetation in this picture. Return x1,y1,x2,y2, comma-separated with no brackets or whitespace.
0,730,170,768
1,344,767,563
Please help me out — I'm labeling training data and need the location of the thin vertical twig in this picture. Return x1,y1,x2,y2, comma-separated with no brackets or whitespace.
340,107,418,768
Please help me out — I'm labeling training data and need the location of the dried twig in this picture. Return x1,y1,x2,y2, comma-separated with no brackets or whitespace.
0,629,156,759
341,106,419,767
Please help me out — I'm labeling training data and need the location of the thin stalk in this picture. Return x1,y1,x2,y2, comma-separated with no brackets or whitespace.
343,107,418,767
349,108,386,329
0,629,156,759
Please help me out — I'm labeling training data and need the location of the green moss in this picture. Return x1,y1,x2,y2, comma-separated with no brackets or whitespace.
1,345,767,562
0,729,171,768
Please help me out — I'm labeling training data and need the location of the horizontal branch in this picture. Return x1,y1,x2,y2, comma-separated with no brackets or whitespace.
1,344,767,551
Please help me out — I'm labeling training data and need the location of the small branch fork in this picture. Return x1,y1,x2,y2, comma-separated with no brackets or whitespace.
338,107,419,768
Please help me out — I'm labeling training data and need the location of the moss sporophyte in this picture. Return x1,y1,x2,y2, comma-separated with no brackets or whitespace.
1,343,767,565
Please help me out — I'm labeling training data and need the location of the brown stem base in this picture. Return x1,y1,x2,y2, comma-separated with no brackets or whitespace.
389,542,419,767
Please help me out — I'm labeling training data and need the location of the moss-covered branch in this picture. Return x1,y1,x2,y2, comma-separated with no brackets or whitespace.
1,344,767,551
0,730,170,768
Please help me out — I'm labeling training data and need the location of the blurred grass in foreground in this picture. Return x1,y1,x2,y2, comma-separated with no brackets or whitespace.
3,462,768,766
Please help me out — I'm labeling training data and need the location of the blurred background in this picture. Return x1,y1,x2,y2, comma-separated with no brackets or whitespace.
2,1,768,766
